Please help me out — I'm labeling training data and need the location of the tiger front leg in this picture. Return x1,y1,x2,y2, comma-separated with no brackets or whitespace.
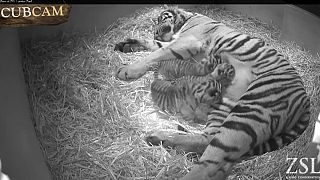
180,131,249,180
114,38,172,53
145,129,213,155
181,112,271,180
115,36,204,81
144,118,224,155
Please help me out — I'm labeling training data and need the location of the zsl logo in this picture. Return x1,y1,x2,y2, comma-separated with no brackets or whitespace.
286,157,320,174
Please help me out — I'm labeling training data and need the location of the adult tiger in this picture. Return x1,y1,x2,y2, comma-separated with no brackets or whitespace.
149,51,307,158
114,7,310,180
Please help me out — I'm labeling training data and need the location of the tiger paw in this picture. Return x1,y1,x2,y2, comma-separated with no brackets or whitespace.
115,63,149,81
114,38,147,53
145,129,188,149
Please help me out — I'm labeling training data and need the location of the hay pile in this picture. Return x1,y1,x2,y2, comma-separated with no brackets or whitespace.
21,5,320,180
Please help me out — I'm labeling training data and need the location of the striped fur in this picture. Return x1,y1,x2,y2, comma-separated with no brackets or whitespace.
151,60,234,124
115,7,310,180
151,76,221,124
151,55,222,80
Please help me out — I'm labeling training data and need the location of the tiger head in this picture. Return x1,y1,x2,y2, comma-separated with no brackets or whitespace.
153,7,194,42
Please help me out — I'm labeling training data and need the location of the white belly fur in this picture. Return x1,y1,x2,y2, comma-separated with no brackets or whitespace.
222,53,255,101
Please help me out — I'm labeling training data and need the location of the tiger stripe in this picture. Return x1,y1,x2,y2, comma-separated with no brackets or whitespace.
152,57,220,81
154,8,310,179
151,75,223,123
115,7,310,180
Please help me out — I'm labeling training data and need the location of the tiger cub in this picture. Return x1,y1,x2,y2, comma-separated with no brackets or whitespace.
151,55,221,81
151,61,235,124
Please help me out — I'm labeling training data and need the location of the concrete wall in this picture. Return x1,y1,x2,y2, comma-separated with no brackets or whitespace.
0,28,52,180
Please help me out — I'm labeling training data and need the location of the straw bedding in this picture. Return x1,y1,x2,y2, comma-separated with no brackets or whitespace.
21,5,320,180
